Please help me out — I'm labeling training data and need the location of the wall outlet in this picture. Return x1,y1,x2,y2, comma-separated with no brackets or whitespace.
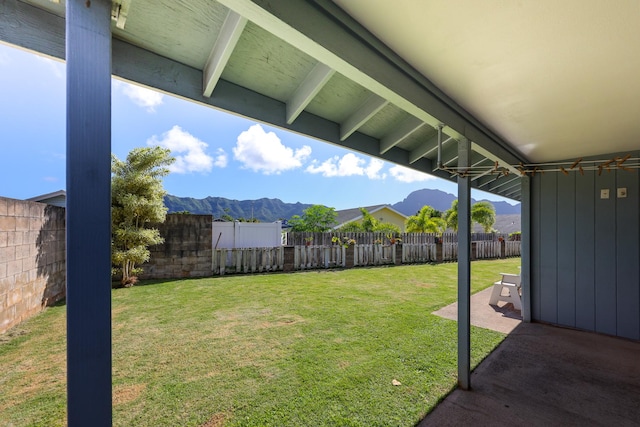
600,189,610,199
617,187,627,198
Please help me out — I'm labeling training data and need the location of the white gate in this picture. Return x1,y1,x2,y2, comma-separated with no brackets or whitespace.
212,221,282,249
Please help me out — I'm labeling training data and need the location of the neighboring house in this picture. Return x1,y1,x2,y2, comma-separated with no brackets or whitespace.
334,205,408,232
27,190,67,208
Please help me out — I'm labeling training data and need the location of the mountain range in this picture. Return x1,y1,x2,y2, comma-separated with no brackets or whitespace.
164,195,313,222
391,188,521,216
165,188,520,222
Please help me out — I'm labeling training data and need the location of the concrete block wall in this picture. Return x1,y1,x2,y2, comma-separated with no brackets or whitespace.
0,197,66,334
141,214,213,279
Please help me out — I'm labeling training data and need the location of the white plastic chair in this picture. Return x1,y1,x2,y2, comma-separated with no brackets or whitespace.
489,273,522,311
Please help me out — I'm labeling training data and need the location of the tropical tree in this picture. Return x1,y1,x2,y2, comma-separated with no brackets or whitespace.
444,200,459,231
471,201,497,232
405,205,446,234
288,205,338,232
359,207,378,232
444,199,497,232
111,146,175,286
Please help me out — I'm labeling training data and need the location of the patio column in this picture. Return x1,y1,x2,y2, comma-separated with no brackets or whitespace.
457,137,471,390
520,176,531,322
66,0,112,425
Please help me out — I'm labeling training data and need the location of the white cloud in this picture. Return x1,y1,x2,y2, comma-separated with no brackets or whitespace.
35,55,64,79
233,124,311,174
389,165,435,183
306,153,386,179
364,158,386,180
148,125,215,174
121,82,164,112
213,148,228,168
43,176,59,182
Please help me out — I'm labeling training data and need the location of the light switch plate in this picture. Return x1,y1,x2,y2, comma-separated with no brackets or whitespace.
600,189,610,199
617,187,627,198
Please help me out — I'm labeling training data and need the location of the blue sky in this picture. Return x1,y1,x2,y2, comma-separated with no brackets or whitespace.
0,43,517,210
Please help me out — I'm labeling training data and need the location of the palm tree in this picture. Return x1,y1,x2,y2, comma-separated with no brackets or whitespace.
444,200,496,232
444,199,459,232
405,205,446,233
471,201,497,232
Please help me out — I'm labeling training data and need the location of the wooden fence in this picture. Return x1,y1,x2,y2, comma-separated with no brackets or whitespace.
293,245,346,270
211,240,521,275
402,243,437,263
212,247,284,275
283,231,511,246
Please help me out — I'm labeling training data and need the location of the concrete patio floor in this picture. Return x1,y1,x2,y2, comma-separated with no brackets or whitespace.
432,286,523,334
423,304,640,426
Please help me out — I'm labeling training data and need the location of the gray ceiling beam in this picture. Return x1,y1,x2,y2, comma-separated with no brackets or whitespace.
0,0,66,60
410,134,444,164
339,94,388,141
379,116,425,154
502,186,522,199
488,175,520,192
472,157,492,168
439,144,459,167
203,10,247,97
286,62,335,124
476,174,500,189
497,181,521,195
412,135,455,164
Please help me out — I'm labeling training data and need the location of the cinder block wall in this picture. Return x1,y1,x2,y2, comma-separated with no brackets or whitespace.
141,214,213,279
0,197,66,334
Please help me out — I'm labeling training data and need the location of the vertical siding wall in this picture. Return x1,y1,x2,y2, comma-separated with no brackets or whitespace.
0,197,66,333
531,152,640,340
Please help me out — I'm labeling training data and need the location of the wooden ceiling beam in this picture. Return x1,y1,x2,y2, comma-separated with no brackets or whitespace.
203,10,247,97
339,94,387,141
379,115,424,154
286,62,334,124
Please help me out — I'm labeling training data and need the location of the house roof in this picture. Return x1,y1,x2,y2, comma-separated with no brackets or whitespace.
26,190,67,207
334,204,407,228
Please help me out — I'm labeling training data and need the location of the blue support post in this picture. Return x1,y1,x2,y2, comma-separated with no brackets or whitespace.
457,137,471,390
66,0,112,425
521,176,531,322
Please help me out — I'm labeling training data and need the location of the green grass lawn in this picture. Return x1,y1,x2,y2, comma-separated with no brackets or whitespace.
0,258,520,426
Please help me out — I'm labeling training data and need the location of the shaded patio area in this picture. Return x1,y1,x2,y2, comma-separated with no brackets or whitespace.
419,322,640,426
432,286,523,334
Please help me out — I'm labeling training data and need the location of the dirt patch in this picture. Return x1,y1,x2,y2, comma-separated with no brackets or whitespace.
201,412,228,427
259,315,305,329
338,360,351,369
185,369,222,383
416,283,435,289
113,383,146,405
0,327,29,344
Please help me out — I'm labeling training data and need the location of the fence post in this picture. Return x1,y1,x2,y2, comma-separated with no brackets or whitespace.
345,245,355,268
436,242,443,263
500,239,506,258
394,244,402,265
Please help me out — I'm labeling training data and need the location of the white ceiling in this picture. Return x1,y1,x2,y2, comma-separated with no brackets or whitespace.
333,0,640,163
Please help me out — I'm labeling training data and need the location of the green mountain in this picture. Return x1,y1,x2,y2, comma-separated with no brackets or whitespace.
164,195,313,222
